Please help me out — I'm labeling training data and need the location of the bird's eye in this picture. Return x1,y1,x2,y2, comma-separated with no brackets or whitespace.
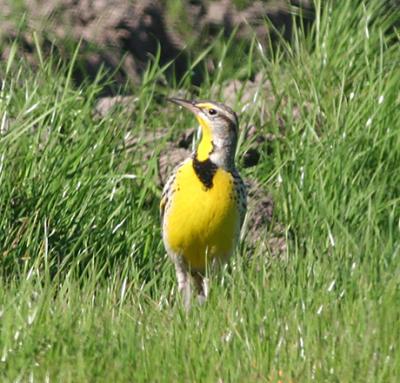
208,108,217,116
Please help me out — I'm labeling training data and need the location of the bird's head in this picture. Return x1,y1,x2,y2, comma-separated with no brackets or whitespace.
168,98,239,169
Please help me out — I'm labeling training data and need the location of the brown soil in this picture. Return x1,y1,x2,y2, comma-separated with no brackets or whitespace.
0,0,314,89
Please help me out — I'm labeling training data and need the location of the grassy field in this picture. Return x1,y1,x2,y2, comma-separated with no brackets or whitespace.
1,1,399,381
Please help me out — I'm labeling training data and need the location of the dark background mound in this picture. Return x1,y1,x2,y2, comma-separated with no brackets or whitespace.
0,0,314,91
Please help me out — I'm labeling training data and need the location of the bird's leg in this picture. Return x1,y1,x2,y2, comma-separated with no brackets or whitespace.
202,276,209,299
192,272,209,305
174,258,191,310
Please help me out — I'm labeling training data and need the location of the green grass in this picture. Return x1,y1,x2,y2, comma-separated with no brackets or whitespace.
1,1,399,381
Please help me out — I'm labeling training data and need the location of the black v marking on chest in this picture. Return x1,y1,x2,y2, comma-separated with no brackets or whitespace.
192,155,218,189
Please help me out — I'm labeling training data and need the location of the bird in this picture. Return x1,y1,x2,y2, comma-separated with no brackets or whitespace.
160,98,247,309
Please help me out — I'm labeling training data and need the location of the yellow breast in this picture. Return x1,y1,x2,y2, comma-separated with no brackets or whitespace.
163,160,240,271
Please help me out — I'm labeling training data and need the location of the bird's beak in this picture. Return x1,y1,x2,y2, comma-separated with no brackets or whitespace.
167,97,200,115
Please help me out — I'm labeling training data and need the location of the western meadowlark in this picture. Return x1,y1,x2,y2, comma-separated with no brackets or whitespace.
160,98,247,309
